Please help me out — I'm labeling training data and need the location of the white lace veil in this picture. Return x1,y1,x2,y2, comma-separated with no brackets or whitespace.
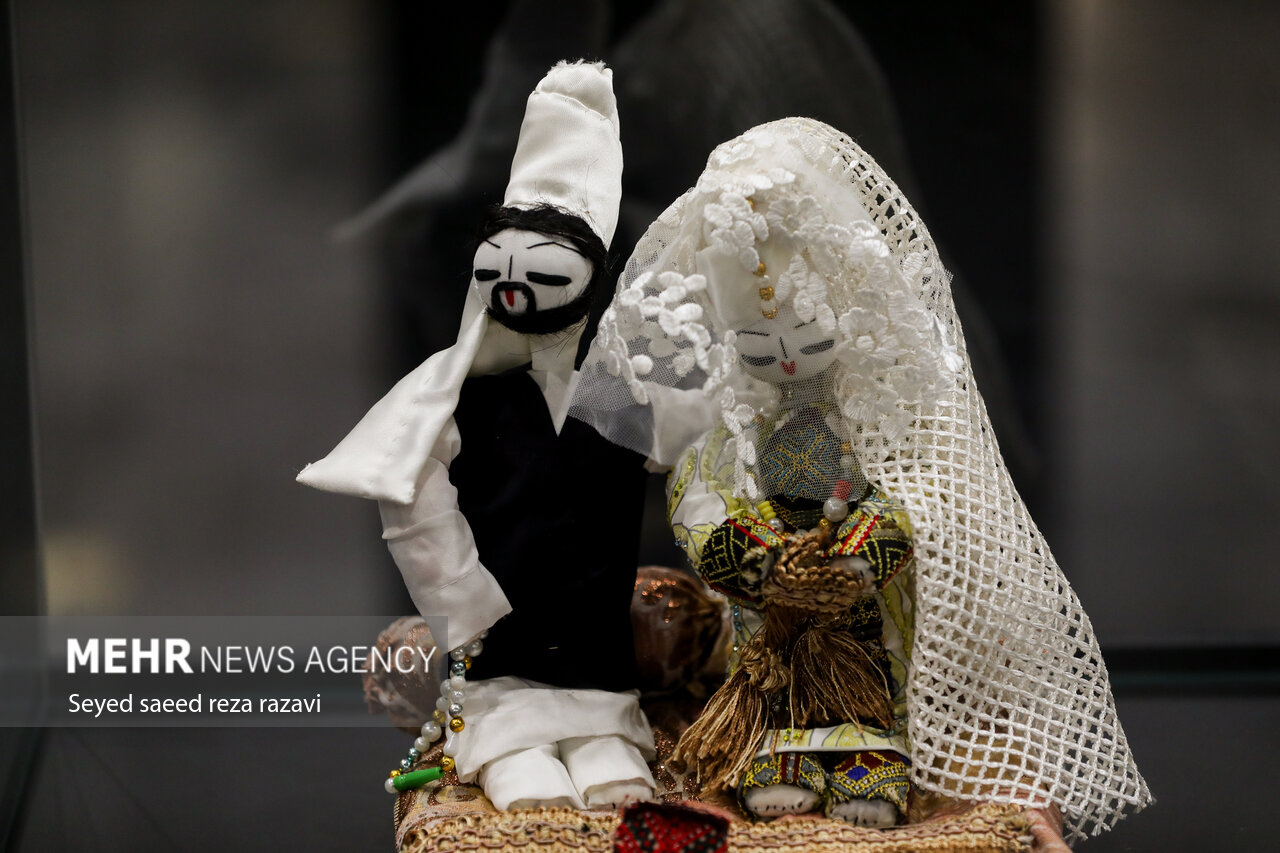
571,118,1150,839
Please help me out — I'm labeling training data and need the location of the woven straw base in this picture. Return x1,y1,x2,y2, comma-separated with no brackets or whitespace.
397,801,1032,853
393,728,1033,853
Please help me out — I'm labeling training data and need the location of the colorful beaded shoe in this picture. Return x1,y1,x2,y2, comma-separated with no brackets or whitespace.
822,749,910,826
738,751,826,817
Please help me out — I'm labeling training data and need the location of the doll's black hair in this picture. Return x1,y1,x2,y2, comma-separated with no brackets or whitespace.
477,203,610,288
475,204,613,352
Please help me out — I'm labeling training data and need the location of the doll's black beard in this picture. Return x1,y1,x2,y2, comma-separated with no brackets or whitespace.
486,282,596,337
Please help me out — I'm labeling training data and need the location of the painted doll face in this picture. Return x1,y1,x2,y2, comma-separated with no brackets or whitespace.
735,302,839,385
473,228,593,332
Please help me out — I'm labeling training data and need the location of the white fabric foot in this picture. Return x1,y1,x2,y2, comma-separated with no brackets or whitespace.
579,780,655,810
560,735,656,809
445,678,654,781
478,744,584,810
742,784,820,817
826,798,898,827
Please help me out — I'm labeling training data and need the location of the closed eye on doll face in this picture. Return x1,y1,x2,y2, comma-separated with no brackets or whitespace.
738,330,777,367
741,353,777,367
473,229,593,322
735,305,839,384
526,271,573,286
799,339,835,355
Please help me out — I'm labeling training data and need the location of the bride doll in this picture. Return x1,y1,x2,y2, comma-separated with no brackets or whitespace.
663,291,917,826
570,118,1150,841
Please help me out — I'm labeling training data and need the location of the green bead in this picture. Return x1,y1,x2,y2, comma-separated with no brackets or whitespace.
392,766,444,791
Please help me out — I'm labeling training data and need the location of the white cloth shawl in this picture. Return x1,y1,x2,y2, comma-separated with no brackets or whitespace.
297,287,532,505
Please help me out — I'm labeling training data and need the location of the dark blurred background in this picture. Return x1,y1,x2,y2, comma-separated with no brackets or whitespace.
3,1,1278,850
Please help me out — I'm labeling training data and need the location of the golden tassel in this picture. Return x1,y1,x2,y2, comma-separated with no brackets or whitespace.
788,622,894,729
669,666,770,789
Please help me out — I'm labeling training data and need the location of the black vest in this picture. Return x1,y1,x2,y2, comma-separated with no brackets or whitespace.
451,369,646,691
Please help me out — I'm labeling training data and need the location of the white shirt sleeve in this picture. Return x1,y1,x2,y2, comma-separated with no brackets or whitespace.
378,417,511,651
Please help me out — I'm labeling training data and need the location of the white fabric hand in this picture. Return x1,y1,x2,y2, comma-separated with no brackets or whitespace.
378,418,511,651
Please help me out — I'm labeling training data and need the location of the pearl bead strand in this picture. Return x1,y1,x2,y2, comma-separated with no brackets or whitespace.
384,631,486,793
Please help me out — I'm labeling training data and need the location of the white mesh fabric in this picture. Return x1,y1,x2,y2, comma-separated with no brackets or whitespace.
571,118,1150,839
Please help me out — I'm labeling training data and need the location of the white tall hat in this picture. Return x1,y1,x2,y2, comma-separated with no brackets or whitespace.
503,61,623,248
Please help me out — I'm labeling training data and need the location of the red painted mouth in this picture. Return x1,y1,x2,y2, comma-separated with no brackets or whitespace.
491,283,534,318
781,361,797,376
